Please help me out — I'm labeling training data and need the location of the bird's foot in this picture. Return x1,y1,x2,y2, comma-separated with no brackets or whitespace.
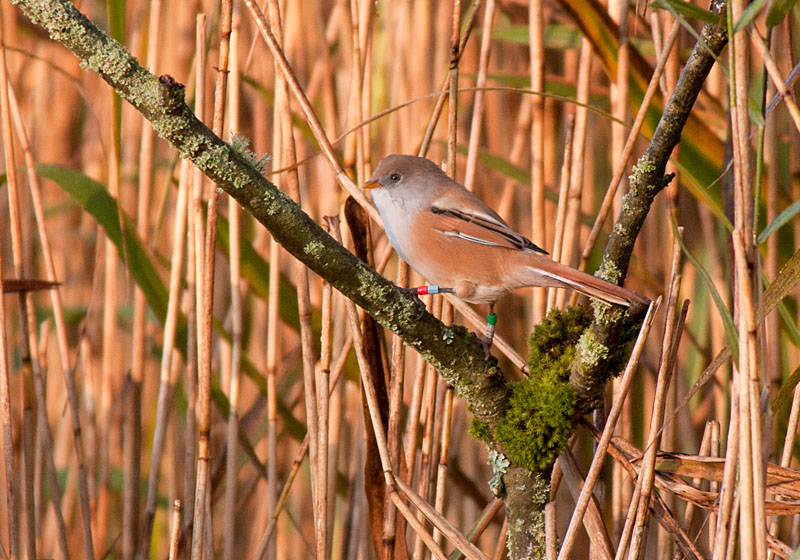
477,312,498,361
399,287,428,319
399,285,454,320
471,332,494,361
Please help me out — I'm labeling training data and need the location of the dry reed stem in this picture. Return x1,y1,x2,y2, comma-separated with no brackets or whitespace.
545,500,557,560
558,449,614,559
264,233,280,560
419,75,451,157
5,86,74,559
617,456,645,557
359,0,374,174
418,1,480,158
709,420,721,549
21,366,35,560
627,234,686,559
547,113,575,311
648,13,667,98
463,0,497,191
343,0,366,178
168,500,182,560
723,497,741,560
0,29,23,560
436,5,464,540
711,384,740,560
0,225,17,560
316,220,334,559
446,0,462,177
189,11,216,558
581,20,681,265
595,436,703,559
184,16,206,540
97,54,121,560
496,97,532,218
5,17,87,558
404,325,431,479
318,268,333,557
125,0,163,554
492,517,508,560
682,421,714,538
222,24,242,560
253,333,354,558
729,0,765,553
193,4,233,550
384,260,409,552
264,8,283,554
262,5,284,560
329,218,391,471
557,38,591,310
449,497,504,560
557,297,661,559
195,1,234,552
611,0,630,220
413,337,441,558
388,491,449,560
139,160,189,559
394,476,490,560
529,0,547,322
764,70,782,541
263,1,325,556
749,30,800,135
432,385,454,546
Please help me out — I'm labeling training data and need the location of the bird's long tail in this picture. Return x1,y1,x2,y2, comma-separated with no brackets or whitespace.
514,252,649,307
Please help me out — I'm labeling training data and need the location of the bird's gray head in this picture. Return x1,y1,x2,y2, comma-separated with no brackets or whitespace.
364,155,447,192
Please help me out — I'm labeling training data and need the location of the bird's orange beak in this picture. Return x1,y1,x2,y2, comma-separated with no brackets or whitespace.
363,178,379,189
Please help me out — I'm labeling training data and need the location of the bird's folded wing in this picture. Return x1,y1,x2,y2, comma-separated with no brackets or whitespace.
430,206,548,254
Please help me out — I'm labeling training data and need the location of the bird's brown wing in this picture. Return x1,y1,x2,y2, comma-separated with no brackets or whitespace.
429,206,548,254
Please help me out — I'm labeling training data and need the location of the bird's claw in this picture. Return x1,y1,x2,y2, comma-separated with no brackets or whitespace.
471,332,494,361
399,287,428,319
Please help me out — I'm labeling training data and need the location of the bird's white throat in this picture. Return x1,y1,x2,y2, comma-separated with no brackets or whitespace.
371,187,421,266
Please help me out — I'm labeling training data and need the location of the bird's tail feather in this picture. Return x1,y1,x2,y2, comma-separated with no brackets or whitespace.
518,255,649,307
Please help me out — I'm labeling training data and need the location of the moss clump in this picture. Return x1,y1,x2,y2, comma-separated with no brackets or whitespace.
528,305,592,360
469,418,491,442
494,306,591,471
495,373,575,471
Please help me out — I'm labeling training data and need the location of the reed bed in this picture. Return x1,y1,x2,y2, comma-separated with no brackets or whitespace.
0,0,799,558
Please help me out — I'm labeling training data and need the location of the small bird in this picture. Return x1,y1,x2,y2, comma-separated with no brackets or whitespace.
364,154,648,353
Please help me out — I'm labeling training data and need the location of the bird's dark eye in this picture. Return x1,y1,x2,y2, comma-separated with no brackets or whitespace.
389,173,401,182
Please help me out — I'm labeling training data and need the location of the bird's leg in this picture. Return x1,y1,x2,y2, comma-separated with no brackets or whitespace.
399,285,454,319
470,304,497,359
482,304,497,359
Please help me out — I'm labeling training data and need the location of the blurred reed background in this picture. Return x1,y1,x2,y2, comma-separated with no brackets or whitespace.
0,0,798,558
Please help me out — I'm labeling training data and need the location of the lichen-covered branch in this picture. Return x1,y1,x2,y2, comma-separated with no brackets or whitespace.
12,0,512,441
570,0,729,411
504,467,550,559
